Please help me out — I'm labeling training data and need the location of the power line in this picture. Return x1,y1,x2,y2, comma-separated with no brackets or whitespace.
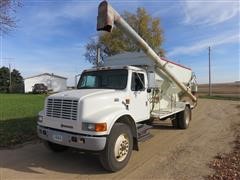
0,57,15,67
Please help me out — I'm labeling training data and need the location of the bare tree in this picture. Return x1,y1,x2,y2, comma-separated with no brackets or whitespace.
0,0,21,34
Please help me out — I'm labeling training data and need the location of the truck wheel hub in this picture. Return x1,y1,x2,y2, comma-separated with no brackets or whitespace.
114,134,129,162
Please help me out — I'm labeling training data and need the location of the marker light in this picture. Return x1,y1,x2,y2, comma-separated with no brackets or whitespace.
95,123,107,132
83,122,107,132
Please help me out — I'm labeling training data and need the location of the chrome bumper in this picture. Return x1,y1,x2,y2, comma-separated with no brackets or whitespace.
37,125,106,151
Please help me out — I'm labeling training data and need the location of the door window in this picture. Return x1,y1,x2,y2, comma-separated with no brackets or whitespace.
131,73,145,91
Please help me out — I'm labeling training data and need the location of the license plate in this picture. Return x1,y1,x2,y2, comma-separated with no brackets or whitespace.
53,134,63,142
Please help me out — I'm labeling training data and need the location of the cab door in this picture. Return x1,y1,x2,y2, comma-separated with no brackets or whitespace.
129,72,150,122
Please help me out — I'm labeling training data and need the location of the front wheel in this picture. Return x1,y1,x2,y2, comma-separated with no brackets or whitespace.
99,123,133,172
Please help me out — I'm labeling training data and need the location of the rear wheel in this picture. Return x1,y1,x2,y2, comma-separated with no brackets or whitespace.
44,141,68,152
99,123,133,172
177,106,191,129
172,118,179,128
172,106,191,129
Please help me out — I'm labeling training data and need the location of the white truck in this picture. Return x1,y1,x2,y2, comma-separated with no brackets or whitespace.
37,1,198,172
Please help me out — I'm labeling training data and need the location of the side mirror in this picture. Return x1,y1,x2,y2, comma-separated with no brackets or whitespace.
147,88,152,93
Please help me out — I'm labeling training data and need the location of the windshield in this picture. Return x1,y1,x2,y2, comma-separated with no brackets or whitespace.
77,69,128,90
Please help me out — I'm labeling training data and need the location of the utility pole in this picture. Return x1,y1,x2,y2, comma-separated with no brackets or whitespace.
9,63,12,93
0,57,14,92
208,46,212,96
96,47,100,67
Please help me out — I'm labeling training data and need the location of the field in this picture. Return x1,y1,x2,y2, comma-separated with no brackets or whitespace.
0,94,46,147
198,82,240,98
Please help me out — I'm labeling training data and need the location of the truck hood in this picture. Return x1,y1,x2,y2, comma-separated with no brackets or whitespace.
43,89,127,135
49,89,118,100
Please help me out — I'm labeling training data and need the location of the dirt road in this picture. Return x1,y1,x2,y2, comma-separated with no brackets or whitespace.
0,99,239,180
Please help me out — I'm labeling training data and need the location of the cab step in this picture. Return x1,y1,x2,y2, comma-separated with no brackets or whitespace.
137,124,153,142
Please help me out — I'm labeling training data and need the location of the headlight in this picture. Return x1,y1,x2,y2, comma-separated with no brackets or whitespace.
87,123,95,131
38,115,43,122
82,122,107,132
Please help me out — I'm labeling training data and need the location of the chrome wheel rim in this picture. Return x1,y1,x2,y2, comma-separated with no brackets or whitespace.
114,134,129,162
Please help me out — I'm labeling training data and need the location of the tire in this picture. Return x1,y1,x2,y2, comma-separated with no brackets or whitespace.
172,118,179,128
44,141,69,152
177,106,191,129
99,123,133,172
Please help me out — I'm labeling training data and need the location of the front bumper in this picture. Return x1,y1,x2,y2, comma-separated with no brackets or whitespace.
37,125,106,151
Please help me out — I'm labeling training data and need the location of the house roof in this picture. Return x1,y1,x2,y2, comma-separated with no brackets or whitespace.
24,73,67,80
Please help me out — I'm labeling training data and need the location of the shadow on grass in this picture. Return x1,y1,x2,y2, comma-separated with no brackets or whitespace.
0,117,38,148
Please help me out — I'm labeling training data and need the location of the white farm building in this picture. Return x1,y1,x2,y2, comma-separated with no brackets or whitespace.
24,73,67,93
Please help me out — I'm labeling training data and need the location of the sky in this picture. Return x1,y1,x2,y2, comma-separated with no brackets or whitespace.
1,0,239,85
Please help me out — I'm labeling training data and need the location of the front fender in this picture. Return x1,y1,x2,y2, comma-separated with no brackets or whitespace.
84,107,134,135
108,110,135,134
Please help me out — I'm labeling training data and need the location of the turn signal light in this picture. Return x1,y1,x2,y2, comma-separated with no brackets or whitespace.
95,123,107,132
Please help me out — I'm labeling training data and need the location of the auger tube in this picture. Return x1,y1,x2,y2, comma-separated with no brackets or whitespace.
97,1,197,102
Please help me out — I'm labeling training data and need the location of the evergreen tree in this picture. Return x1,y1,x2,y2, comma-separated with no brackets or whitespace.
0,66,24,93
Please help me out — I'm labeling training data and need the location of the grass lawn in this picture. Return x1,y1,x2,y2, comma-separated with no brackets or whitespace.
0,94,46,148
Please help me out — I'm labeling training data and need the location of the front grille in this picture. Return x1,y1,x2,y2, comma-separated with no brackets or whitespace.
46,98,78,120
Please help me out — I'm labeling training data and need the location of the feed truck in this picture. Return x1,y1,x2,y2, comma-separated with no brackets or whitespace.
37,1,198,172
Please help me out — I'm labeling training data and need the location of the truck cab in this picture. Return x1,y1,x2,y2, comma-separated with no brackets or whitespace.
37,65,154,170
